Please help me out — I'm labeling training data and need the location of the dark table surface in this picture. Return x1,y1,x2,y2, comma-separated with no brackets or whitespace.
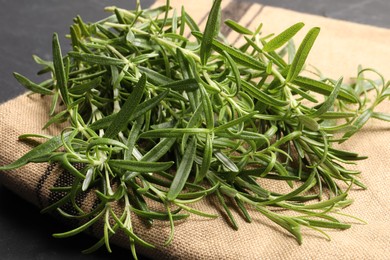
0,0,389,259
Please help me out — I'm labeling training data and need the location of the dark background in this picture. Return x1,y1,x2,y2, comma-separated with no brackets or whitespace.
0,0,389,259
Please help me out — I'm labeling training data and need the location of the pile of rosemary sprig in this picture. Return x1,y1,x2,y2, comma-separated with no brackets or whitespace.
1,0,389,259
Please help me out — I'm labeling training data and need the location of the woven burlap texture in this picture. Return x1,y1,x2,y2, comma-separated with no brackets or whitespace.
1,0,390,259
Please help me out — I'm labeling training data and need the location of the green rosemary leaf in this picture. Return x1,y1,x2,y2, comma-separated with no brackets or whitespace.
131,207,189,221
293,76,358,103
298,115,320,131
240,78,289,107
159,78,199,92
42,110,69,129
301,219,351,230
310,77,343,117
371,112,390,122
214,112,257,132
109,160,174,173
258,170,316,205
104,74,146,138
32,54,54,71
13,72,52,95
138,66,174,85
140,128,210,139
69,51,127,66
222,50,241,96
299,193,348,209
193,31,266,70
215,151,239,172
200,0,222,65
244,36,288,68
90,90,169,131
53,209,105,238
86,137,129,151
288,84,318,103
0,132,71,171
224,19,253,35
69,77,102,95
216,189,239,230
167,137,197,201
52,33,70,106
263,22,304,52
286,27,320,83
183,7,200,33
318,111,356,119
257,206,302,244
141,138,176,162
196,133,213,183
199,84,214,129
342,108,373,141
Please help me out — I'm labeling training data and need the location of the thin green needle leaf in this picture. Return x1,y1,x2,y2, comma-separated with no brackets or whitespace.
13,72,52,95
243,36,287,68
167,137,197,201
298,115,320,131
286,27,320,83
108,160,174,173
42,110,68,129
86,137,129,151
196,133,213,183
240,79,289,107
108,208,155,249
104,74,146,138
310,77,343,117
342,108,373,141
69,51,127,66
199,85,214,129
138,66,174,85
141,138,176,162
216,189,239,230
159,78,199,92
200,0,222,65
224,19,253,35
193,31,266,70
302,219,351,230
256,206,302,244
52,33,70,106
222,50,241,96
130,207,189,221
214,112,257,132
293,76,358,103
272,131,302,148
0,132,71,171
258,171,316,205
371,112,390,122
215,151,239,172
140,128,210,138
69,77,101,95
174,202,218,218
53,209,105,238
90,90,169,131
288,84,318,103
263,22,304,52
298,193,348,209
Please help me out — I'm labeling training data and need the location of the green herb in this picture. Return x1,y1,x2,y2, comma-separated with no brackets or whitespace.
1,1,389,259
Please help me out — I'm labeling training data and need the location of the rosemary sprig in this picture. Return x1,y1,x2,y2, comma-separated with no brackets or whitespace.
1,1,389,259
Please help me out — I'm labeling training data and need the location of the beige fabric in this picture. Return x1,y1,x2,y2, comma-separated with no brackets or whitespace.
1,1,390,259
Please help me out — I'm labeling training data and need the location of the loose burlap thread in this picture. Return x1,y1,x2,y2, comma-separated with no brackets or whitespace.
1,1,390,259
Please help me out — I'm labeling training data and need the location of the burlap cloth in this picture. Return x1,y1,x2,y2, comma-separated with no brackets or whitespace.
1,0,389,259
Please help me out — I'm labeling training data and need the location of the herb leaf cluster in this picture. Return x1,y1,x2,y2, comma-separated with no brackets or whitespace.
1,1,389,259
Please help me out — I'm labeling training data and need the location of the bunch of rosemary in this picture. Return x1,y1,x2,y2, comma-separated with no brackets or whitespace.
1,0,389,259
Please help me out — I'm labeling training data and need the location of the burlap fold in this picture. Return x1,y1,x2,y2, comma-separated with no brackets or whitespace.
1,1,390,259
